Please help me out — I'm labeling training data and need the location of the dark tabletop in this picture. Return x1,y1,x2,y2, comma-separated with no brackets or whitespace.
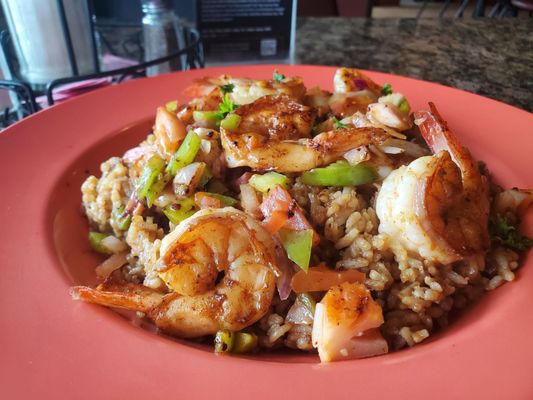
296,17,533,112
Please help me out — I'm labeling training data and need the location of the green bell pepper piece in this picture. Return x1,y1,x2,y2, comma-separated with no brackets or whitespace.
220,113,241,131
163,197,197,225
300,161,376,187
113,206,131,231
204,192,237,206
249,172,289,193
144,174,172,207
137,155,166,201
193,110,219,123
165,100,178,113
279,228,313,272
89,232,112,254
233,332,258,354
166,131,201,175
214,330,234,354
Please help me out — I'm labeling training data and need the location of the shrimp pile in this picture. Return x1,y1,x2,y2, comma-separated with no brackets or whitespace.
76,68,532,362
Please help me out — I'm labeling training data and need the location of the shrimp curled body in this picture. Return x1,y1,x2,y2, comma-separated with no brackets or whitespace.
376,103,490,264
220,94,389,172
71,208,278,338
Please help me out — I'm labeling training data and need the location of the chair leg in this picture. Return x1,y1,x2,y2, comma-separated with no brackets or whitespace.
439,0,452,17
473,0,485,16
416,0,428,19
498,3,511,17
455,0,470,17
488,1,502,17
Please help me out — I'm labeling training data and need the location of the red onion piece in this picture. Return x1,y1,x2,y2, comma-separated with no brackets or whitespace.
274,240,294,300
354,79,367,90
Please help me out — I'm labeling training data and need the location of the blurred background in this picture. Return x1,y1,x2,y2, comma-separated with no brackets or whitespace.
0,0,530,128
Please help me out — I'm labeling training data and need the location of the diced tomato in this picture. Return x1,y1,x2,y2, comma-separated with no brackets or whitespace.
194,192,223,209
291,264,365,293
260,185,319,245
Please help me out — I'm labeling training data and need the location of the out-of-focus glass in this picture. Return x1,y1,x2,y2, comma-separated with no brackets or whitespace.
1,0,95,85
141,0,186,76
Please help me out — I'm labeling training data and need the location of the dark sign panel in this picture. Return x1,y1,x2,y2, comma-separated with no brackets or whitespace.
197,0,296,64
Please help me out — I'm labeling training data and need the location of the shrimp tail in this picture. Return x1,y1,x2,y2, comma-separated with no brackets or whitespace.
415,103,483,193
70,283,164,313
312,126,389,157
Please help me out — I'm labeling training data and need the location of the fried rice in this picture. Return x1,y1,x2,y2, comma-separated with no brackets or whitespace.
74,67,532,362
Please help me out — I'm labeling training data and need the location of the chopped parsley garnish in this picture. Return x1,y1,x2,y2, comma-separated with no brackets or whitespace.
215,93,238,121
489,214,533,251
273,71,285,82
332,117,348,129
219,83,235,94
381,83,393,96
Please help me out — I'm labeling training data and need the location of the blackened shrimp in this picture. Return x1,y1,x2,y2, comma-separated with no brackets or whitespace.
220,94,389,172
184,74,307,105
71,208,279,338
376,103,490,264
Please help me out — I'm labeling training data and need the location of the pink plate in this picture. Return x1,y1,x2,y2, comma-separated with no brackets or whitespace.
1,65,532,399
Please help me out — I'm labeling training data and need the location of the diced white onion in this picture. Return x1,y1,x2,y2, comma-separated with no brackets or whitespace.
376,165,394,179
95,252,128,279
101,235,128,253
382,138,429,158
379,146,404,154
286,298,314,325
343,147,369,165
239,183,261,218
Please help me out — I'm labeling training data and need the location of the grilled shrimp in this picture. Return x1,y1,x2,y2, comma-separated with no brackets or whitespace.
220,94,389,172
154,106,187,158
312,282,387,362
184,74,306,105
333,67,383,95
328,68,381,117
71,207,279,338
376,103,490,264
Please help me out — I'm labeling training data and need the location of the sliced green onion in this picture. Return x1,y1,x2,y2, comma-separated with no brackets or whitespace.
214,330,234,354
166,131,201,175
193,110,219,123
298,293,316,314
204,192,237,206
233,332,258,354
113,206,131,231
279,228,313,272
249,172,289,193
163,197,196,225
399,98,411,114
300,161,376,187
220,113,241,131
137,155,165,201
145,174,172,207
165,100,178,113
89,232,112,254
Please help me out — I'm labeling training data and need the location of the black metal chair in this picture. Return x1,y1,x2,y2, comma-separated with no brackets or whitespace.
416,0,484,18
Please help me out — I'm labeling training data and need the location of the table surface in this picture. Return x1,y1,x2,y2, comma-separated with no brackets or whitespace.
296,17,533,112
